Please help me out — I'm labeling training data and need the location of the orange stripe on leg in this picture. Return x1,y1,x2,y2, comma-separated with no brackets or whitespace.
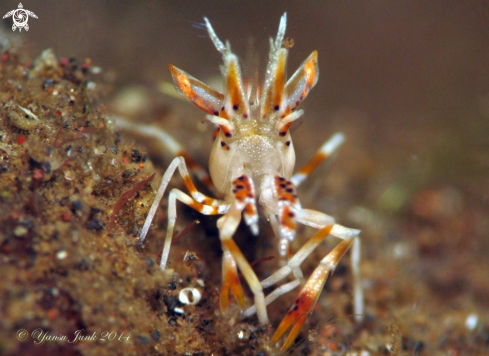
182,174,198,195
222,240,261,287
221,250,245,311
222,239,268,324
292,133,345,187
177,153,221,204
272,237,353,350
281,312,308,350
298,151,327,176
186,199,219,214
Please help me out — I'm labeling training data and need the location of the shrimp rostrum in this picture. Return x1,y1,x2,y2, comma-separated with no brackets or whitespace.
139,13,363,350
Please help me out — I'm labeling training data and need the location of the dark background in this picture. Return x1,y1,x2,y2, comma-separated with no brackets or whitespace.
13,1,489,138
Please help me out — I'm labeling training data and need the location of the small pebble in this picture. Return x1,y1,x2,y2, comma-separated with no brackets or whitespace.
14,226,28,237
56,250,68,260
174,307,184,315
9,105,40,130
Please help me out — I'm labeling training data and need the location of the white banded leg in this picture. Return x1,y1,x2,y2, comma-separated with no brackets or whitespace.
270,208,363,323
243,224,335,318
243,209,361,320
298,209,364,322
291,132,345,187
218,205,269,325
271,237,354,350
242,220,316,318
159,188,228,269
268,213,303,280
139,156,225,245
